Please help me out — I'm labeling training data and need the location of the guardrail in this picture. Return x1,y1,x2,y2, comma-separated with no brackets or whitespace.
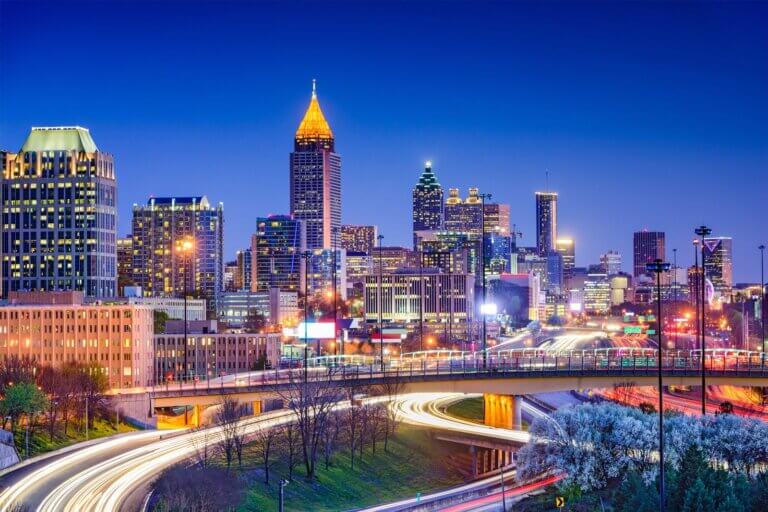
149,349,768,398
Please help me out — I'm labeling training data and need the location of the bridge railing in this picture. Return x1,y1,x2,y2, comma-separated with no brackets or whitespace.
148,349,768,395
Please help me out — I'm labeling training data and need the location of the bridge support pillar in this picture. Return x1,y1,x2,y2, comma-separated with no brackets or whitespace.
483,394,523,430
252,400,262,416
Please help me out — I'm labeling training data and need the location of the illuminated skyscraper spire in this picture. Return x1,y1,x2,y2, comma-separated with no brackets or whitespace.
295,80,333,142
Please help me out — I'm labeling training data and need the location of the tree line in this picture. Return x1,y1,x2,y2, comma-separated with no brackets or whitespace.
0,356,112,454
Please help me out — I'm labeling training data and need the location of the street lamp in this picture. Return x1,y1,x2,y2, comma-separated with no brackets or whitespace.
177,238,195,383
279,479,289,512
332,227,340,357
760,244,766,355
301,251,311,383
479,193,492,368
646,258,670,512
377,234,385,371
694,225,711,415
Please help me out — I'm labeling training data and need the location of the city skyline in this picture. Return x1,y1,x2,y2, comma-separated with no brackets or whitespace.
1,1,766,282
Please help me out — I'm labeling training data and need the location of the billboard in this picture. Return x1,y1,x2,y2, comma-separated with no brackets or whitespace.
292,322,335,339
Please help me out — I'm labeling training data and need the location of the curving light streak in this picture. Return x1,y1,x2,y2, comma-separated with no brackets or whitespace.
391,393,548,444
0,430,174,511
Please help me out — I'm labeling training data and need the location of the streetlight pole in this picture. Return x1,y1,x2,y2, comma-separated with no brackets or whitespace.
419,251,424,352
760,245,766,354
673,248,678,350
378,234,385,371
479,193,492,368
332,227,339,357
646,258,670,512
302,251,310,384
695,225,712,415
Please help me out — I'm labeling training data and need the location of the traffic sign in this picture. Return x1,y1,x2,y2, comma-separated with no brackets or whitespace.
555,496,565,508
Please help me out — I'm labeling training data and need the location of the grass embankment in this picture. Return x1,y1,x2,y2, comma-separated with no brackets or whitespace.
239,425,465,511
14,419,137,458
445,397,530,430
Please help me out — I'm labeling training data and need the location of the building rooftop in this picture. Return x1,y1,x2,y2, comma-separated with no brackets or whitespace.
295,80,333,140
20,126,99,153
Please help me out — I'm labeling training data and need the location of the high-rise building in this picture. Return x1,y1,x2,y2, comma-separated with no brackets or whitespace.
444,188,483,236
411,161,444,248
600,250,622,276
289,82,340,250
234,249,252,292
633,230,665,278
340,225,377,254
555,238,575,284
251,215,306,293
546,251,564,293
1,126,117,298
131,196,224,315
702,237,733,297
307,248,347,300
535,192,558,256
223,260,238,292
117,236,134,296
483,203,511,236
584,273,611,314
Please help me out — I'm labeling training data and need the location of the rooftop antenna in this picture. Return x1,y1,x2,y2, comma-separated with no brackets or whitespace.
312,78,317,99
545,169,550,192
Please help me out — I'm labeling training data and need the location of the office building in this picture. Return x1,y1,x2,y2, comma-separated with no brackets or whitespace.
0,292,154,389
131,196,224,316
535,192,557,256
155,331,282,381
307,248,347,300
600,250,622,276
555,238,575,284
289,82,340,249
363,270,475,326
411,161,444,248
633,230,665,278
345,251,373,298
217,289,299,329
340,225,377,254
483,203,511,236
223,260,237,292
703,237,733,297
444,188,483,236
416,230,478,275
117,236,134,296
1,126,117,298
234,249,252,292
126,295,207,322
371,246,418,274
484,234,513,276
251,215,306,293
583,273,611,315
546,251,564,293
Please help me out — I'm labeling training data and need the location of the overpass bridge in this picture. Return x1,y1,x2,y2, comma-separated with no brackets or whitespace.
148,348,768,427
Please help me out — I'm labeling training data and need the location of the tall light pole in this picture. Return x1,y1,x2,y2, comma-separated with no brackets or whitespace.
695,225,712,415
760,244,766,354
419,250,424,352
332,227,339,357
377,234,385,371
479,193,492,368
672,248,678,350
646,258,670,512
301,251,311,383
178,238,194,382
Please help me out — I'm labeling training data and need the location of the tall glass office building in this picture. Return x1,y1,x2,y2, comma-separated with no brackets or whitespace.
1,126,116,297
131,196,224,316
290,82,341,250
251,215,306,293
535,192,558,256
412,161,444,249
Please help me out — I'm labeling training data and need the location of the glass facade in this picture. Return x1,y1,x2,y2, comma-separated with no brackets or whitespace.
535,192,558,256
411,162,444,249
1,127,117,298
251,215,306,293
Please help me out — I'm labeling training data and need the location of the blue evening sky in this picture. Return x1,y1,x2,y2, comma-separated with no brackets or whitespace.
1,1,766,281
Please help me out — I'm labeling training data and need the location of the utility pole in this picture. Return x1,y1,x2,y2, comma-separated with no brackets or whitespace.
647,258,670,512
695,225,712,415
479,193,492,368
378,234,385,371
760,244,766,354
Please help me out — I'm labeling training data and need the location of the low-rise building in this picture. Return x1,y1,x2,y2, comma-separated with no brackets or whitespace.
154,332,282,381
125,293,207,321
0,291,154,389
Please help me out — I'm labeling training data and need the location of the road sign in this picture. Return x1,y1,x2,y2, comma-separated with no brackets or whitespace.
555,496,565,508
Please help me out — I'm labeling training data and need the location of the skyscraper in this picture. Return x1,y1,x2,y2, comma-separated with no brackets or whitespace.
633,231,665,278
1,126,117,298
131,196,224,315
251,215,306,293
290,81,340,250
411,161,444,248
600,250,622,275
555,238,576,284
535,192,558,256
702,236,733,297
483,203,511,236
444,188,483,236
117,236,134,295
340,225,377,254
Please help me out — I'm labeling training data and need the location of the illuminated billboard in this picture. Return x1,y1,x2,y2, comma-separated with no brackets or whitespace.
290,322,335,339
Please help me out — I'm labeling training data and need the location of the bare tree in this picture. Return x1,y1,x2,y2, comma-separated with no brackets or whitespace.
215,395,247,470
340,383,362,470
152,464,244,511
192,427,216,468
612,381,637,406
252,423,280,484
321,409,342,470
271,367,344,480
378,374,405,451
280,421,301,481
